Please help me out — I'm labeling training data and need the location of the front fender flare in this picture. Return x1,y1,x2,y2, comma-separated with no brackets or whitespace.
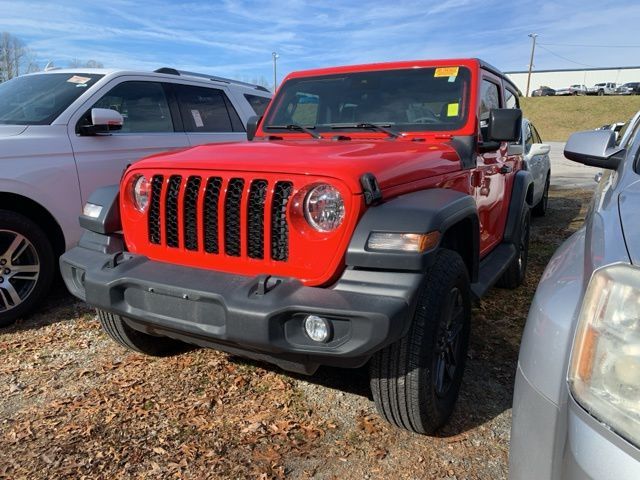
346,188,478,272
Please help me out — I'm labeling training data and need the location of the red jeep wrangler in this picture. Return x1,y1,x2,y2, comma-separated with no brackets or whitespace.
61,58,532,434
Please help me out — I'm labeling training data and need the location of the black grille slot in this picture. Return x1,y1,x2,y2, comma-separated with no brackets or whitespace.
271,181,293,261
224,178,245,256
148,175,164,244
183,176,201,251
165,175,182,248
203,177,222,254
247,180,268,259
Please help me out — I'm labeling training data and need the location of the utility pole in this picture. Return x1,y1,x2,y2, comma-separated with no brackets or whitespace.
525,33,538,97
272,52,279,92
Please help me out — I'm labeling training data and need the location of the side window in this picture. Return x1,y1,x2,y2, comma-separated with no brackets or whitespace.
175,85,244,133
505,88,519,109
524,123,533,153
480,79,501,141
244,94,271,116
90,81,173,133
480,80,500,121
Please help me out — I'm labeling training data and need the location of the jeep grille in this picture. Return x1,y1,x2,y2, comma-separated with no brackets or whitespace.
148,174,293,262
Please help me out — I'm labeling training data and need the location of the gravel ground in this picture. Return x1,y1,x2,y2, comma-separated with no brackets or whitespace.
0,187,592,480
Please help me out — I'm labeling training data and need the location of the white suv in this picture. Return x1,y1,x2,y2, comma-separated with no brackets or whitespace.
587,82,617,96
0,67,271,325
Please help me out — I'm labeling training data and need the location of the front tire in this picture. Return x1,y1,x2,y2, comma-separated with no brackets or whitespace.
97,309,187,356
0,210,55,327
369,249,471,435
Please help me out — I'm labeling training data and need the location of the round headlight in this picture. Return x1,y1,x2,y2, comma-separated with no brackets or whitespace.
132,175,150,212
304,184,345,232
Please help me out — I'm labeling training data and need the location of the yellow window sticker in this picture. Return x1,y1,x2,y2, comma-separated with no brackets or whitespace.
434,67,459,78
447,103,459,117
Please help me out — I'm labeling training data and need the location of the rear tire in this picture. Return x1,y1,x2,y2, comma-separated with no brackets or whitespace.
598,89,604,96
0,210,55,327
369,249,471,435
533,174,550,217
97,309,187,356
497,207,531,288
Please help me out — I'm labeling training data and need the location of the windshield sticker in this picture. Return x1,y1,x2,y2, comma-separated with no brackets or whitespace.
191,109,204,128
434,67,459,78
447,103,459,117
67,75,92,85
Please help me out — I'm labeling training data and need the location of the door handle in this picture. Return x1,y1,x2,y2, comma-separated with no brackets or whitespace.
499,165,513,174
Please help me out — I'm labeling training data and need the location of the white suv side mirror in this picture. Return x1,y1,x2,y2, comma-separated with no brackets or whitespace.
528,143,551,157
91,108,123,130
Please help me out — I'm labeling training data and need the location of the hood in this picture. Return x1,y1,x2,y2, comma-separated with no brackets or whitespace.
0,125,28,137
619,179,640,265
130,139,462,194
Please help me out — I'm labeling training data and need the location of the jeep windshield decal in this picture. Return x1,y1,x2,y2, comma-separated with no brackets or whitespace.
263,66,471,134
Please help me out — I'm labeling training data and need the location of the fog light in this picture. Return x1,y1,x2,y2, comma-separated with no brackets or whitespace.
304,315,331,343
83,202,102,218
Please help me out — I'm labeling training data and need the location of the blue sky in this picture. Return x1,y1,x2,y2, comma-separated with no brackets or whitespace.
1,0,639,87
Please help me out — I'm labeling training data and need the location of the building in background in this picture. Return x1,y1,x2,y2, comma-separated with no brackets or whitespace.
506,65,640,96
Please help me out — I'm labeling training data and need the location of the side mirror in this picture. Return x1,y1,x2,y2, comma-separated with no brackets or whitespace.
79,108,123,136
527,143,551,157
246,115,262,141
488,109,522,142
564,130,624,170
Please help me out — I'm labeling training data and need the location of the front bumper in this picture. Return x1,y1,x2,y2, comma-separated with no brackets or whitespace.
60,232,421,374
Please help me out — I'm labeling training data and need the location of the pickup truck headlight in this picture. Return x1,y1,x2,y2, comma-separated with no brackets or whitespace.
569,264,640,447
304,184,345,232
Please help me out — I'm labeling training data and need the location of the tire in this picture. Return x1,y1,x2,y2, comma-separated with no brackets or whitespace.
533,174,550,217
497,207,531,289
97,309,187,356
597,89,604,96
369,249,471,435
0,210,55,327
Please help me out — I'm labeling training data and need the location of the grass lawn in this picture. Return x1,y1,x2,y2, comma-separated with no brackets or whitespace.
521,95,640,142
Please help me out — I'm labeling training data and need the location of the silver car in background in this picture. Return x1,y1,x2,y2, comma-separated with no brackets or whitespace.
509,119,551,216
509,112,640,479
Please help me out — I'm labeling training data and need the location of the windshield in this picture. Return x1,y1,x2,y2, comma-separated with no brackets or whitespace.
264,66,471,133
0,73,103,125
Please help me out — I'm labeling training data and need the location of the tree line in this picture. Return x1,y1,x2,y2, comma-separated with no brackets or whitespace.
0,32,103,83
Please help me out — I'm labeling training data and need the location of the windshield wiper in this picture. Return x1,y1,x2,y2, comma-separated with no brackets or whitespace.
267,123,321,139
330,122,401,138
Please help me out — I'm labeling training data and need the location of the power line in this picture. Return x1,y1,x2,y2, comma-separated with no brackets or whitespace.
539,42,640,48
536,44,598,68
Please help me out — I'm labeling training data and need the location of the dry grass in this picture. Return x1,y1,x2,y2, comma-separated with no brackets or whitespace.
521,95,640,142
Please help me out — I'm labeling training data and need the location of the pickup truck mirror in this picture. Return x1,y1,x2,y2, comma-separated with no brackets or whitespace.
246,115,262,141
564,130,624,170
487,108,522,142
79,108,124,136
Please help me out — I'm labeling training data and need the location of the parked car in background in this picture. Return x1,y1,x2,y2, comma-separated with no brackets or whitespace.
0,67,272,326
587,82,617,95
616,82,640,95
531,86,555,97
554,84,587,96
509,111,640,479
510,119,551,215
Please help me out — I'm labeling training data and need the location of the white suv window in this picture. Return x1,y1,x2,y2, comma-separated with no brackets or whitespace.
87,81,174,133
174,84,244,133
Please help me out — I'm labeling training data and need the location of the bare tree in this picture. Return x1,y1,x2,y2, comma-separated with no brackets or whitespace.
0,32,41,82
